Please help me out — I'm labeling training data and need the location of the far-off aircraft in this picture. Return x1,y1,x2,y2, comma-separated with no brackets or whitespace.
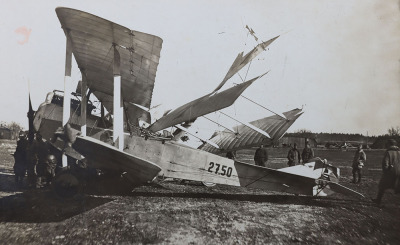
30,7,363,199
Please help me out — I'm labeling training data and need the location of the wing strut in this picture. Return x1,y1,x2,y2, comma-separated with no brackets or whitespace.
80,70,88,136
62,33,73,167
174,124,220,149
240,95,286,120
202,116,238,135
219,111,271,138
113,46,124,150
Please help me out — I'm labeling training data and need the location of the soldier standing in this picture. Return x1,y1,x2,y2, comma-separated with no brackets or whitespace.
373,139,400,206
226,151,237,160
352,144,366,183
287,143,301,166
254,144,268,167
26,136,38,188
13,131,28,186
35,132,50,188
301,143,315,164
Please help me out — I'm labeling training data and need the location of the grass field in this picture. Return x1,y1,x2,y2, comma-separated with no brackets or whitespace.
0,140,399,244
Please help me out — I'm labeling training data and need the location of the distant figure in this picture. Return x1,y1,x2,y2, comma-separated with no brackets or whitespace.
302,143,314,164
373,139,400,206
352,144,366,183
13,131,28,186
226,151,237,160
287,143,301,166
254,144,268,167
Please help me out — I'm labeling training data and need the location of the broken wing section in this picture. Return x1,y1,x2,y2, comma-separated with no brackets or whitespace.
199,108,303,153
213,36,279,92
56,7,163,121
148,75,261,132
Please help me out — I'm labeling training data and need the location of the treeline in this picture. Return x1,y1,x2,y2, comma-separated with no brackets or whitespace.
286,132,375,142
371,135,400,149
286,127,400,149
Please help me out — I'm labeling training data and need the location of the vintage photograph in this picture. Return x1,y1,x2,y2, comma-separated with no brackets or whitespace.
1,0,399,244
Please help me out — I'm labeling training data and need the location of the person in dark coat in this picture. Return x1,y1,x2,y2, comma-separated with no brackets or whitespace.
26,136,38,188
287,143,301,166
352,144,366,183
13,131,28,185
34,132,50,188
301,143,314,164
226,151,237,160
373,139,400,206
254,144,268,167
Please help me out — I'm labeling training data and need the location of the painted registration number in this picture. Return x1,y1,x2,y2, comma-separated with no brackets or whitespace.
207,162,233,177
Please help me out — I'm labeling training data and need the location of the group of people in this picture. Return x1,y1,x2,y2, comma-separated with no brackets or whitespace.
13,131,57,188
253,142,315,167
352,139,400,206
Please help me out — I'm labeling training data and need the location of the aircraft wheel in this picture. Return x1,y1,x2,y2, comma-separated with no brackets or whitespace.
202,182,216,187
52,170,83,200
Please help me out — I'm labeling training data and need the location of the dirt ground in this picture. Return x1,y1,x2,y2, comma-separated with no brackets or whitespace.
1,140,400,244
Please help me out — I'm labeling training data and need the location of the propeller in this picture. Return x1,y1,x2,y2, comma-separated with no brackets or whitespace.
27,93,35,144
52,123,84,161
54,123,79,147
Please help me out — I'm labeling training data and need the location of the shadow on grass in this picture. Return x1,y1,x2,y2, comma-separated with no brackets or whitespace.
0,189,113,223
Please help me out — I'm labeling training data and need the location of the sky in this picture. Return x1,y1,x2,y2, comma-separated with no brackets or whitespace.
0,0,399,138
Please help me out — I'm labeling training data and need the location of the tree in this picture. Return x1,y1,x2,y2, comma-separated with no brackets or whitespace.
388,126,400,136
295,128,312,134
294,128,314,139
7,121,24,140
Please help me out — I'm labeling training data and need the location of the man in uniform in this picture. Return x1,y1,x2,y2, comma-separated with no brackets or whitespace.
254,144,268,167
34,132,50,188
26,134,38,188
373,139,400,206
287,143,301,167
226,151,237,160
352,144,366,183
301,143,314,164
13,131,28,186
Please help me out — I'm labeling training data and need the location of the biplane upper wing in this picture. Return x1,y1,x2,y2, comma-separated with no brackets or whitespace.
199,108,303,153
148,74,263,132
56,7,163,121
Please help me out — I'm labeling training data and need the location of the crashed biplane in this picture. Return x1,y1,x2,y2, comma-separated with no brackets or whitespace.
31,7,363,198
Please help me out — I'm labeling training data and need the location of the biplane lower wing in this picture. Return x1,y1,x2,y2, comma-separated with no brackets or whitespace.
155,144,362,197
234,161,317,195
324,182,364,198
73,136,162,185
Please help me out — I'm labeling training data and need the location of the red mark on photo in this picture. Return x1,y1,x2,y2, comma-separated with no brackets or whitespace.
15,26,32,45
